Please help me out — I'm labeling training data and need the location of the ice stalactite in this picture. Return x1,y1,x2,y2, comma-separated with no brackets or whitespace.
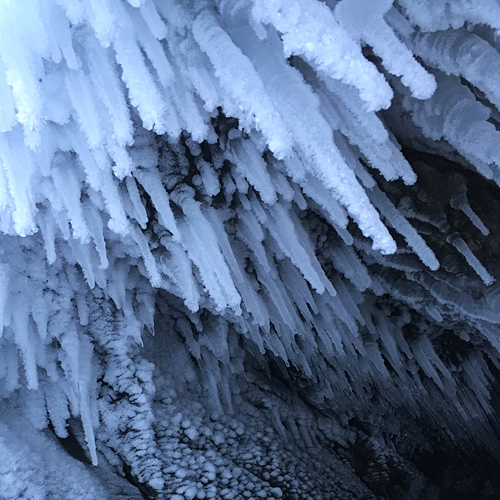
1,0,500,499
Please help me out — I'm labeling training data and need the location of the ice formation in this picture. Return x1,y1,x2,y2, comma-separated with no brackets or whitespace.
0,0,500,498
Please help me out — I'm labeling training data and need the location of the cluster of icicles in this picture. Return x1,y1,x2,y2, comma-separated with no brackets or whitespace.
1,0,500,497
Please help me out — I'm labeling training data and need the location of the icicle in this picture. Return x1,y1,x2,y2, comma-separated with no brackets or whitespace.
197,158,220,197
192,10,292,157
199,317,229,363
107,261,128,311
113,26,168,133
237,208,270,273
365,341,390,379
121,178,146,230
411,28,500,111
425,305,443,323
85,34,133,147
107,143,134,180
77,334,98,465
330,245,371,292
0,6,45,148
418,335,453,383
97,167,130,236
83,200,109,269
74,292,90,327
52,151,90,243
3,342,19,392
228,138,276,205
400,0,500,32
266,203,327,294
335,0,436,100
269,169,294,202
38,211,57,264
0,264,9,337
166,34,221,116
64,69,103,149
175,189,240,311
331,277,364,326
139,0,167,40
322,83,416,184
44,383,71,438
0,131,37,236
127,5,174,87
476,321,500,352
23,387,48,430
129,224,162,287
12,295,38,390
280,258,318,324
0,59,17,133
411,338,445,391
134,167,179,240
447,233,494,286
301,174,349,229
282,154,307,184
373,314,404,374
68,240,96,288
369,185,439,270
257,260,300,332
31,290,49,343
251,0,393,111
450,190,489,236
406,72,500,176
161,240,200,312
43,1,79,69
169,77,209,142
